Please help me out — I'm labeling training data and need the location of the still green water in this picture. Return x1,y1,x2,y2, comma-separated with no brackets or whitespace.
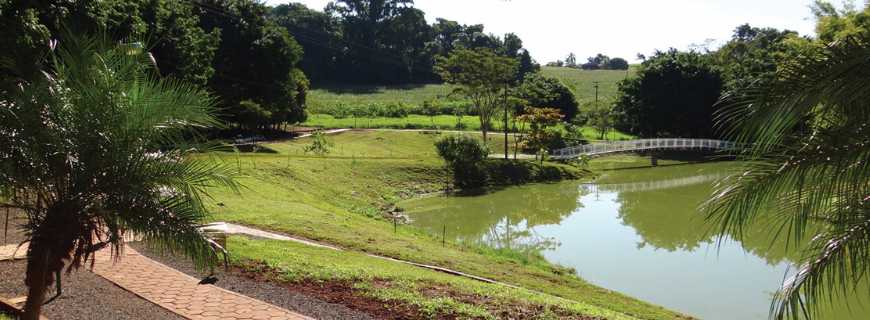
401,162,866,320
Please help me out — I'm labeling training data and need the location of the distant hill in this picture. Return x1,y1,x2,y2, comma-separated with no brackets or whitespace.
540,66,637,106
307,66,638,114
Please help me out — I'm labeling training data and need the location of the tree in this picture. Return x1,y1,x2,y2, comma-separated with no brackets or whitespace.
811,0,870,42
581,53,610,70
0,0,219,90
704,34,870,320
516,107,563,162
196,0,309,128
516,49,539,81
613,49,723,138
436,48,518,141
585,101,615,140
435,135,489,189
515,73,580,121
0,34,239,320
326,0,422,83
303,130,334,155
607,57,630,70
715,24,802,92
269,3,343,84
565,53,577,68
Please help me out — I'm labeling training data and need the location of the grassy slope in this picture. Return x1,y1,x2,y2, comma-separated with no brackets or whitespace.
302,68,639,140
232,237,635,320
540,66,637,106
308,84,455,112
307,68,637,111
207,131,685,319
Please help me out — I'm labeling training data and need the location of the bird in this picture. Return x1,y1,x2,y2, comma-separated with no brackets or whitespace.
198,274,219,285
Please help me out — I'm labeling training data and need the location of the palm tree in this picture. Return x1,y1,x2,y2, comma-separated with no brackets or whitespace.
0,34,239,319
705,35,869,320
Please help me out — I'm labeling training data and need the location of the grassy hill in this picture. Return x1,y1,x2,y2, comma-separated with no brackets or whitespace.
302,67,639,137
307,83,456,114
206,130,687,319
307,67,637,114
540,66,637,106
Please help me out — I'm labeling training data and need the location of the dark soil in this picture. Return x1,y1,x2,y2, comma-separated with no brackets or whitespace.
231,260,424,320
0,260,184,320
131,243,376,320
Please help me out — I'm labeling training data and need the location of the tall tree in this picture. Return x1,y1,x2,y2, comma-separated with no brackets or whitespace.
383,7,434,82
196,0,309,127
517,49,539,81
269,3,343,84
613,49,723,138
436,48,518,141
705,33,870,320
0,34,239,320
715,24,801,91
326,0,419,83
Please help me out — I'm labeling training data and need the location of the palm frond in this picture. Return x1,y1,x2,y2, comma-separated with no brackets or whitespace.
705,35,870,319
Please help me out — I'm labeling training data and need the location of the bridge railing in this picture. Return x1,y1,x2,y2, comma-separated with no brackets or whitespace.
551,138,739,159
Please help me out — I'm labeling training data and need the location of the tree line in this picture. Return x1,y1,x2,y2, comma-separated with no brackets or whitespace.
546,53,630,70
269,1,539,85
610,19,825,138
0,0,539,130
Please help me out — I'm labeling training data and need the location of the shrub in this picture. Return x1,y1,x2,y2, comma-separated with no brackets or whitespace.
434,135,489,189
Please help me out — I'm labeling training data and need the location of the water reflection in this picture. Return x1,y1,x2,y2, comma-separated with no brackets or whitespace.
402,162,866,320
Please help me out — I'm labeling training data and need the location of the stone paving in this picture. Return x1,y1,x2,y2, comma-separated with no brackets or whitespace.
0,243,27,261
90,248,313,320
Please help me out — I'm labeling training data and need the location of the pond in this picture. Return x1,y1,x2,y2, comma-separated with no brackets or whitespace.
401,162,866,320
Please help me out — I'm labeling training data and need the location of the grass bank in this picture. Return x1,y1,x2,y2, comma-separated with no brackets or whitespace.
206,130,687,319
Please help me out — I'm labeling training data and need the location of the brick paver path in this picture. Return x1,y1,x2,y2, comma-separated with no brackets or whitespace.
91,248,313,320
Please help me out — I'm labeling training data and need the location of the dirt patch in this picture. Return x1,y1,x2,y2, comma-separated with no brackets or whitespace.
234,260,427,320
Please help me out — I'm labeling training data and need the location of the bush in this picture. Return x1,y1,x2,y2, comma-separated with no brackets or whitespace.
434,135,489,189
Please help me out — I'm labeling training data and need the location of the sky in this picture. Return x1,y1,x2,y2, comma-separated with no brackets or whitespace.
263,0,820,63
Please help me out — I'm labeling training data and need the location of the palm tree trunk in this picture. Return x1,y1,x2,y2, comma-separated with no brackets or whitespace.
22,245,50,320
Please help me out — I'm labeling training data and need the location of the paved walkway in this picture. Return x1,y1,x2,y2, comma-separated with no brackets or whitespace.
89,247,313,320
0,243,26,261
0,243,313,319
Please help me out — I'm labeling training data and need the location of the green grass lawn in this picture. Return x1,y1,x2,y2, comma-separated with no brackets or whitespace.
307,68,636,112
231,236,637,320
205,130,686,319
540,66,637,106
308,83,457,113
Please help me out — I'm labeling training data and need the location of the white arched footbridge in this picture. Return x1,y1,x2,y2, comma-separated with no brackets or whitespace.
551,138,740,160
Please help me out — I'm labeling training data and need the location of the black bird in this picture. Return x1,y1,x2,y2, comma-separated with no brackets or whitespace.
198,274,219,285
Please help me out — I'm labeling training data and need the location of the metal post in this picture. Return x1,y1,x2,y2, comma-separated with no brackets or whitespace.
442,225,446,247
